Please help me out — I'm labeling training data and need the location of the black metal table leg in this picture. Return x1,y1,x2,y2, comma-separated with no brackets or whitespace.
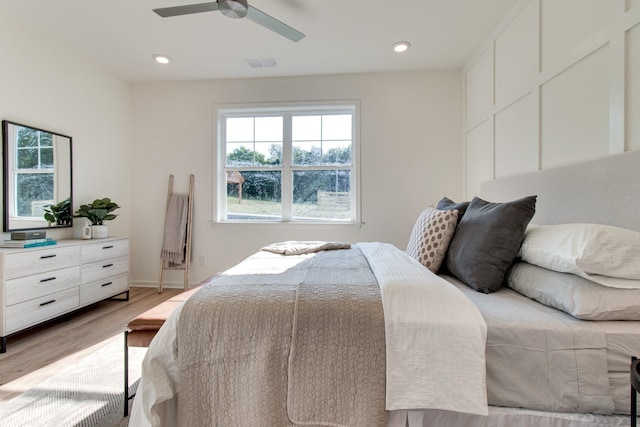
632,356,638,427
124,331,129,417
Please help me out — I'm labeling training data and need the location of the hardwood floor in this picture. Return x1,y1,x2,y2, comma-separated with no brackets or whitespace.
0,286,182,402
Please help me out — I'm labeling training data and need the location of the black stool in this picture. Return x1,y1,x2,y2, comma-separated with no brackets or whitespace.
632,356,639,427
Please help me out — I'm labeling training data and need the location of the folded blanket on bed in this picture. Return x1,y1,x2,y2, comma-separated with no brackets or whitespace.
177,247,387,427
359,243,488,416
261,240,351,255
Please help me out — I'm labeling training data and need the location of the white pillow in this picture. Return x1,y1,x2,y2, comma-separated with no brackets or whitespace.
507,262,640,321
519,223,640,289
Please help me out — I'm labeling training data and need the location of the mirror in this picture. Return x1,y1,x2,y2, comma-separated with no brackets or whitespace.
2,121,73,232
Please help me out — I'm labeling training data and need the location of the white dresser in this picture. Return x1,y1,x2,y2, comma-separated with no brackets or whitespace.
0,237,129,353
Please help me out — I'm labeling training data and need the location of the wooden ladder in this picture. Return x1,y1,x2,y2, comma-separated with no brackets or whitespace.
158,174,194,293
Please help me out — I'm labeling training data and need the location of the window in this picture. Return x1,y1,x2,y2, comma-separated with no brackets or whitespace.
8,125,55,218
215,102,359,223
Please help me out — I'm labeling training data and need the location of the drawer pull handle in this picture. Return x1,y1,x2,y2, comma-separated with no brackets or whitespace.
40,254,57,259
40,277,56,283
101,282,113,287
103,263,114,268
39,299,56,306
102,245,114,249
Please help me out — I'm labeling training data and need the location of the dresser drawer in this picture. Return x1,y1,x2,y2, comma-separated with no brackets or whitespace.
80,273,128,305
81,239,129,263
5,246,80,280
5,287,79,334
81,256,129,284
6,266,80,306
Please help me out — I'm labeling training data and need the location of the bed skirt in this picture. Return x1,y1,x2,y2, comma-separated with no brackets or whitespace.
390,407,636,427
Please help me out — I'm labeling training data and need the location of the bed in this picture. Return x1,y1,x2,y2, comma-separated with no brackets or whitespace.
130,150,640,427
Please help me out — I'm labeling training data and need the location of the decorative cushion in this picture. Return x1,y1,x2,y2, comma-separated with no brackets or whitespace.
436,197,470,224
507,262,640,321
445,195,537,293
406,207,458,273
519,223,640,289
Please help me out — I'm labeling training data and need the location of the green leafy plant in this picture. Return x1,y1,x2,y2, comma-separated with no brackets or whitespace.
74,197,120,225
43,197,72,226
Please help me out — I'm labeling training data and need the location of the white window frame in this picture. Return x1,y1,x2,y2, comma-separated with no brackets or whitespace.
214,101,361,224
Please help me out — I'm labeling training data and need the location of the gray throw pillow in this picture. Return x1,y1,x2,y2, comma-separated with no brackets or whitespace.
436,197,470,224
445,195,537,293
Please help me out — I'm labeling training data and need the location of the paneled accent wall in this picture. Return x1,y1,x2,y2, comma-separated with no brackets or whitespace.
463,0,640,198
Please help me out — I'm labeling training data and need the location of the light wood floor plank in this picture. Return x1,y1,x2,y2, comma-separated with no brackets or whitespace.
0,286,182,402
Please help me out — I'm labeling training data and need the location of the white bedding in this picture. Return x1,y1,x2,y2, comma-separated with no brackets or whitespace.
358,243,487,415
130,243,488,425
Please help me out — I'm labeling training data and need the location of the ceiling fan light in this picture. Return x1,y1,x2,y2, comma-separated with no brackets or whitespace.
219,0,248,19
153,54,171,64
393,41,411,53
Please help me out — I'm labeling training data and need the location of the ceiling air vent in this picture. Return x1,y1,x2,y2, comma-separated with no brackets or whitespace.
246,58,277,69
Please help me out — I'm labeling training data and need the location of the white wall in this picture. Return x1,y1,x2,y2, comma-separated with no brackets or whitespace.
130,72,462,286
463,0,640,197
0,7,132,240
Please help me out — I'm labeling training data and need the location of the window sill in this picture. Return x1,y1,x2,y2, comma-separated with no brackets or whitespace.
210,220,364,228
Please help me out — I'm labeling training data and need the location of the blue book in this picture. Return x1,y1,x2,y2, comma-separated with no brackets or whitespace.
23,240,58,248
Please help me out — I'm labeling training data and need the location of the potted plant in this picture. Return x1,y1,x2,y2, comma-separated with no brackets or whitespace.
43,197,72,226
74,197,120,239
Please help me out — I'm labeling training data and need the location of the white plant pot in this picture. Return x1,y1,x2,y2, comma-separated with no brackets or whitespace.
91,225,108,239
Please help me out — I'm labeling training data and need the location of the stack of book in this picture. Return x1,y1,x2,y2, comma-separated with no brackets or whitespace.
0,237,58,248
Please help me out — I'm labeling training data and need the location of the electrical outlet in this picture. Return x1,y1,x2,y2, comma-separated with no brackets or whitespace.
198,255,207,266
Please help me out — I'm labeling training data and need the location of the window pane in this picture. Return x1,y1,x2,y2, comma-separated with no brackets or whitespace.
292,115,321,141
16,173,54,217
293,141,321,166
322,114,352,140
226,117,254,142
17,148,38,169
254,116,282,142
17,128,38,148
263,143,282,165
226,170,282,221
292,170,351,221
41,147,54,168
255,142,282,165
321,140,352,165
226,143,260,166
40,133,53,147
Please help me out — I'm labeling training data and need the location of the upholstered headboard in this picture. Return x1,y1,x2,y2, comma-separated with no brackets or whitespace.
481,150,640,232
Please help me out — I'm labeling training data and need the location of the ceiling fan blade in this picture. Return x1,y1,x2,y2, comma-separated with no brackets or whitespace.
153,2,219,18
246,6,305,42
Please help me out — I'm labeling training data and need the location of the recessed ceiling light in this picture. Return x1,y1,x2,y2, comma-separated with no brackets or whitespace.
393,41,411,53
153,54,171,64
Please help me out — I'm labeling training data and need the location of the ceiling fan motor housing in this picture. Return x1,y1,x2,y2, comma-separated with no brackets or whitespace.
219,0,248,19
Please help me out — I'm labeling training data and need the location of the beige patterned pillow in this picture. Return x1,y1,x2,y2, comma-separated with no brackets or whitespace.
406,207,459,272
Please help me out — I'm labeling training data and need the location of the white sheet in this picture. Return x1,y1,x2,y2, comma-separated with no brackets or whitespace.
358,242,488,415
130,243,489,424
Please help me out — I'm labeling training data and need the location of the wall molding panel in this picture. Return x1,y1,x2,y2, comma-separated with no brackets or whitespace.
463,0,640,198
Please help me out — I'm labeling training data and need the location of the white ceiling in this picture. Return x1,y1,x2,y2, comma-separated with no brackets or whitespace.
0,0,519,83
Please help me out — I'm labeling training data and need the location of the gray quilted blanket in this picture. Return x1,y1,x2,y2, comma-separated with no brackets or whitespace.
177,247,387,427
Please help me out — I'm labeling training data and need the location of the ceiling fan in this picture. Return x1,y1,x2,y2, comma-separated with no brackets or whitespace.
153,0,305,42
